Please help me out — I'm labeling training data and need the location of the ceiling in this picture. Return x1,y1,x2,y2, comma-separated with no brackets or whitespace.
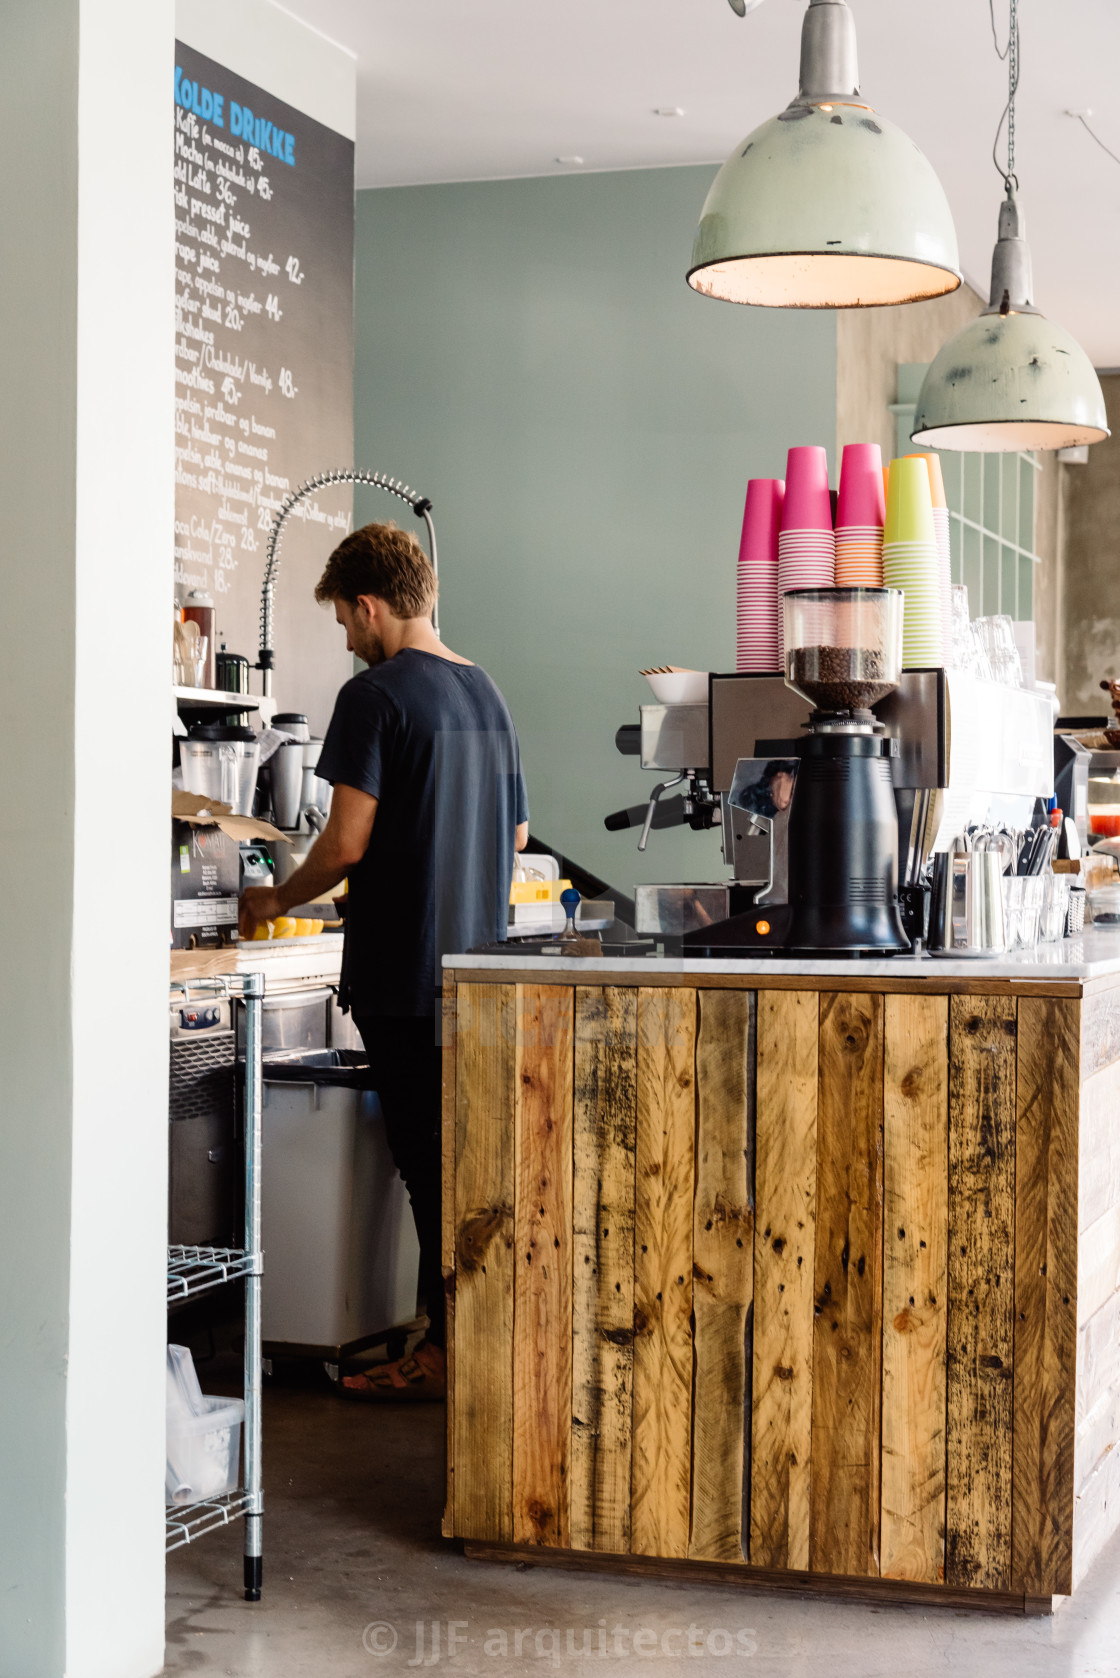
279,0,1120,364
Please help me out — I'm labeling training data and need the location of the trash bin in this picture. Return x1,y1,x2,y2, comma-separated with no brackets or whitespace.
260,1049,420,1360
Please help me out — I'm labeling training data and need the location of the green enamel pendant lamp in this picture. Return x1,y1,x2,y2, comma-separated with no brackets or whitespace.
688,0,961,309
912,0,1108,451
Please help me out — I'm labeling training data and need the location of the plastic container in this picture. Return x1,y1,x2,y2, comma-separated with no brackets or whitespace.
1088,884,1120,925
783,587,904,712
166,1394,244,1506
272,713,310,743
167,1342,205,1418
181,725,261,815
182,590,216,688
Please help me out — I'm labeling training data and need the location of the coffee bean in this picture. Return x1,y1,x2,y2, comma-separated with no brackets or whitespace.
789,646,894,712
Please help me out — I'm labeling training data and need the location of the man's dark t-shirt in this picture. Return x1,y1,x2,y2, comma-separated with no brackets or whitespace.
316,649,528,1018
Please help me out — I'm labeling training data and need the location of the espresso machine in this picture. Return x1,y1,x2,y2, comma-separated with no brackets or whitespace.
607,588,1056,956
691,588,917,954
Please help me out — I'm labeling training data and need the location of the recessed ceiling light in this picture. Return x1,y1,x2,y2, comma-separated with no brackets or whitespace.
654,107,686,118
555,156,585,166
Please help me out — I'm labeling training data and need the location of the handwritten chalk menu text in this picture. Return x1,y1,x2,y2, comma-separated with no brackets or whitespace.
174,42,354,726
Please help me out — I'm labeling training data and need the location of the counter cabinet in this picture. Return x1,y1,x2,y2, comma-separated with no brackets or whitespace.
440,964,1120,1613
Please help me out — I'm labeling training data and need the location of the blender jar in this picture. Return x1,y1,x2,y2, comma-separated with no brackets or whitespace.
181,725,261,815
784,587,904,712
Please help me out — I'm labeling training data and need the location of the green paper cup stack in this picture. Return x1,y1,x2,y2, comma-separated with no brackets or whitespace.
883,457,944,666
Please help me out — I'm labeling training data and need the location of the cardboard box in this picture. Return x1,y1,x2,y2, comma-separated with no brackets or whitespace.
171,793,288,951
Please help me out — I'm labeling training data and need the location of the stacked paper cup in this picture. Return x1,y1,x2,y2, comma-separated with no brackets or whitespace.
736,478,784,672
883,457,944,666
778,446,834,664
834,443,885,587
906,452,952,660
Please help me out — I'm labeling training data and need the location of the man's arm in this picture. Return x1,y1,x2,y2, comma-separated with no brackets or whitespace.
239,783,377,938
515,821,529,853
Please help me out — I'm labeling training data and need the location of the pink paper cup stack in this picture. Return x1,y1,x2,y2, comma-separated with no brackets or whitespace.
736,478,783,672
778,446,835,662
834,442,885,588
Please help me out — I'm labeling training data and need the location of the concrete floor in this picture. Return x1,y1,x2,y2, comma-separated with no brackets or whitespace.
164,1372,1120,1678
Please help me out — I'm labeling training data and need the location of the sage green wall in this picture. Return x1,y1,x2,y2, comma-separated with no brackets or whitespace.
354,168,836,892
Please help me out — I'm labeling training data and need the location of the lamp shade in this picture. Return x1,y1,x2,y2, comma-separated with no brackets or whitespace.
687,0,961,309
911,193,1109,451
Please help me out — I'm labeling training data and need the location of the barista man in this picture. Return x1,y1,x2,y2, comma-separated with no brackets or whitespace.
239,523,528,1399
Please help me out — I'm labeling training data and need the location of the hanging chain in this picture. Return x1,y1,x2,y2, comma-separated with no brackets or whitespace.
990,0,1020,192
1006,0,1018,184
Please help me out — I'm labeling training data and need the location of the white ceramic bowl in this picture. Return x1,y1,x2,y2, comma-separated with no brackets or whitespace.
644,670,709,704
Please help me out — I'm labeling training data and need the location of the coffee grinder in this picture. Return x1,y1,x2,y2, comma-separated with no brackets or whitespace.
780,588,909,952
682,586,913,956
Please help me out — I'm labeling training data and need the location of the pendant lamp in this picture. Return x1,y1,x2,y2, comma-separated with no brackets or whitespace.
687,0,961,308
911,1,1108,451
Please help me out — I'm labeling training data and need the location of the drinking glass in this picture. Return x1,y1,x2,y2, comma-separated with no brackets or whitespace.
1002,875,1044,948
1040,875,1071,943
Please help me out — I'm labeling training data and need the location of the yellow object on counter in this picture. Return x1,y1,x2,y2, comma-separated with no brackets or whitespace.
250,915,328,941
509,878,573,905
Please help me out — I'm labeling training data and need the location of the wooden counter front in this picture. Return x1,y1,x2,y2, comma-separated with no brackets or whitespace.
440,966,1120,1612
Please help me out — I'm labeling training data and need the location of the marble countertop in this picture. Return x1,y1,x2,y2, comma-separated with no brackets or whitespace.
445,925,1120,983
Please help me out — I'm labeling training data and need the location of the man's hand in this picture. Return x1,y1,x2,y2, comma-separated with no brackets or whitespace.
240,885,284,941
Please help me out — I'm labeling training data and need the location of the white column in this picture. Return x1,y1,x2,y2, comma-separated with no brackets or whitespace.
0,4,174,1676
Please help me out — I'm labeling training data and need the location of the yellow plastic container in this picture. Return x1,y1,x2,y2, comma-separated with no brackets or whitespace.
509,878,572,906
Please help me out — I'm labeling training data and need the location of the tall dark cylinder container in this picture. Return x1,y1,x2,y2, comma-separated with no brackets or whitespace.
786,730,909,952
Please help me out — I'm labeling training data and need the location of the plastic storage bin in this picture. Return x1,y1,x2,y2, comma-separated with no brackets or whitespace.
166,1394,244,1506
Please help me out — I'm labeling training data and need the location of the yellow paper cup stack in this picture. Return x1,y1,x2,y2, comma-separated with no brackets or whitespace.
905,452,952,661
883,458,944,666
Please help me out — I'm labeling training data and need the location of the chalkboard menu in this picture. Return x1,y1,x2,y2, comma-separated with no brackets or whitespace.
173,42,355,730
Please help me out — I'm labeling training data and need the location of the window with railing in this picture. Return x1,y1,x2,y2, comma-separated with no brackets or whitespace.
891,362,1040,621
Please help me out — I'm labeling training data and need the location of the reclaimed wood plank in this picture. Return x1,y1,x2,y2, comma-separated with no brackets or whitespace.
1073,1436,1120,1589
751,989,819,1571
462,1538,1053,1615
1013,997,1080,1596
809,991,885,1578
631,987,696,1560
1078,1204,1120,1331
690,989,755,1564
881,993,949,1584
1076,1382,1120,1500
1077,1059,1120,1235
570,987,637,1555
1077,1292,1120,1431
452,983,516,1541
945,995,1017,1590
512,985,574,1547
442,982,458,1538
1080,986,1120,1081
